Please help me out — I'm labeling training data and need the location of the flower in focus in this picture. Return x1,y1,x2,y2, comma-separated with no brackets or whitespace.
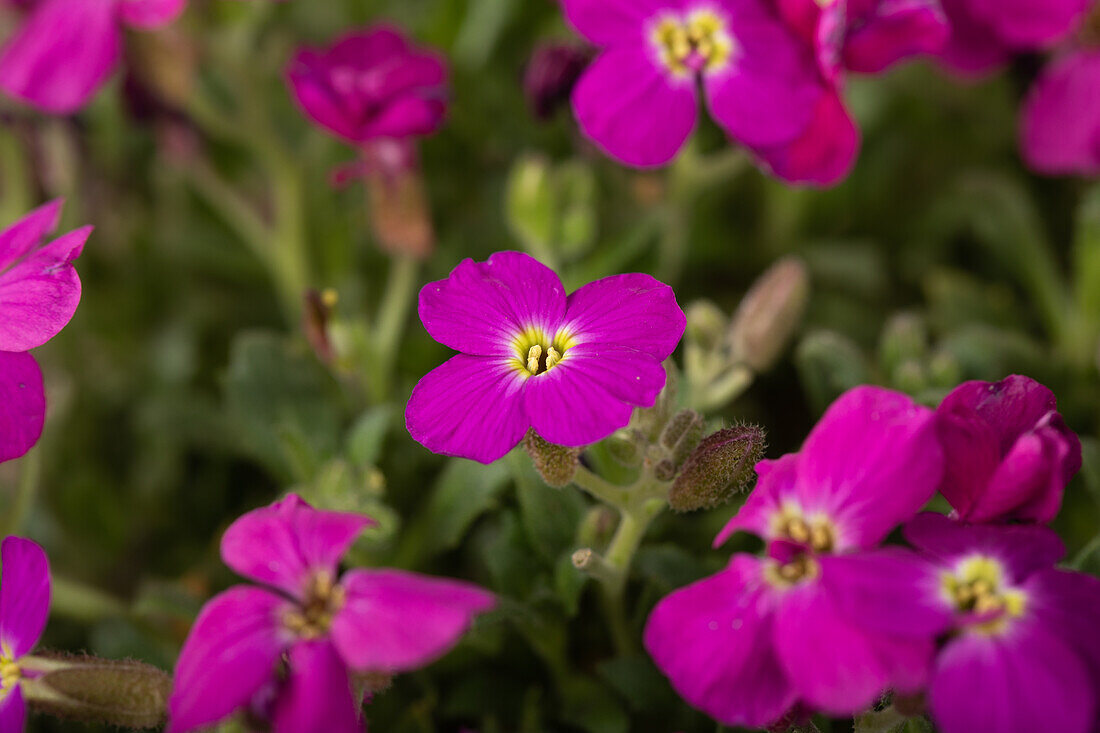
287,25,448,160
560,0,824,168
934,375,1081,524
0,0,185,113
1020,48,1100,176
406,251,686,464
903,512,1100,733
0,536,51,732
645,387,944,727
0,200,89,464
168,494,495,733
936,0,1091,75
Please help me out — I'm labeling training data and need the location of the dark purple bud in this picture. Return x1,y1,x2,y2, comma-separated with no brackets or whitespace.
669,424,766,512
523,42,593,120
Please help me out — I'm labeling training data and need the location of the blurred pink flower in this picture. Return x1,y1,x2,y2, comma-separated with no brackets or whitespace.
0,0,185,113
286,25,448,151
0,200,89,464
0,536,51,732
168,494,494,733
1020,48,1100,176
937,0,1091,76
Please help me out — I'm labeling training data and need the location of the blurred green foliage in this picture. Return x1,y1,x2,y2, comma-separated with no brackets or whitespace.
1,0,1099,731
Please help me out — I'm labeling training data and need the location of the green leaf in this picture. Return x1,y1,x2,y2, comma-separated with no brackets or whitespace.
597,655,675,714
795,330,872,414
1074,184,1100,324
509,451,587,564
346,405,393,468
406,458,511,561
222,332,341,481
554,552,588,617
559,676,630,733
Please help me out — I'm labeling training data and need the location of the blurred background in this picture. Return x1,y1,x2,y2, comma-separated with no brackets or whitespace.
1,0,1099,731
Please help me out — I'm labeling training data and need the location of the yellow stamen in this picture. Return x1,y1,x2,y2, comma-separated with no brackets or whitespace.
545,346,562,370
526,344,543,374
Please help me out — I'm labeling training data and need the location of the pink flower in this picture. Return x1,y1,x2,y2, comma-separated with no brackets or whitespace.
560,0,825,168
934,375,1081,524
405,251,686,464
1020,48,1100,176
0,0,185,114
937,0,1091,76
903,513,1100,733
0,200,89,464
0,536,51,732
644,387,944,727
287,25,448,150
168,494,495,733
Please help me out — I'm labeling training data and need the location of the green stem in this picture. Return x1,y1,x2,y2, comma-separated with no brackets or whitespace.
3,448,40,537
0,125,32,223
49,576,128,623
572,466,631,507
366,256,420,403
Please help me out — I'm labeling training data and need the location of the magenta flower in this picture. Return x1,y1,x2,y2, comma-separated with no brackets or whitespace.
0,0,185,114
406,251,686,464
902,513,1100,733
287,25,447,151
560,0,825,168
937,0,1091,75
644,387,945,727
0,200,89,464
934,375,1081,524
1020,49,1100,176
168,494,494,733
751,88,859,186
0,536,51,732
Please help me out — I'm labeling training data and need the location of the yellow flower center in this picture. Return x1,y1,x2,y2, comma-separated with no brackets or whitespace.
282,571,346,639
512,326,574,376
764,552,820,588
0,655,21,699
652,10,735,77
771,502,838,552
942,555,1027,634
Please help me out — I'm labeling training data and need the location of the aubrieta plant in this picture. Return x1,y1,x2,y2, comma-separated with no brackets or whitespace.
2,0,1100,731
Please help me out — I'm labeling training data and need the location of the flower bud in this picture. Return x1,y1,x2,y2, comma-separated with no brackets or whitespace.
878,312,929,376
668,424,766,512
685,300,728,352
302,288,337,364
576,505,618,548
523,430,582,488
729,257,810,372
523,42,592,119
659,409,704,467
365,161,434,259
506,154,555,252
605,432,642,468
21,654,171,729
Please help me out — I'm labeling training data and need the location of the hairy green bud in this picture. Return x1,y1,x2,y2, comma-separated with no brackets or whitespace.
523,430,582,487
659,409,705,468
669,424,766,512
730,257,810,372
21,654,171,729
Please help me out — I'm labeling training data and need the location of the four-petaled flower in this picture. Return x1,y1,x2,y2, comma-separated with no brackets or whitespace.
644,387,944,728
0,200,90,464
902,513,1100,733
560,0,825,168
934,375,1081,524
0,536,51,732
168,494,495,733
0,0,186,114
406,251,686,464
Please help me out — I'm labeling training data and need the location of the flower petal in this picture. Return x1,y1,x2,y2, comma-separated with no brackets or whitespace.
902,512,1065,583
774,576,933,714
0,200,62,273
0,537,50,658
572,45,697,168
969,0,1090,49
714,454,799,547
751,89,859,187
929,619,1095,733
843,0,949,73
524,344,666,446
326,27,410,67
168,586,287,733
118,0,187,30
0,0,122,114
819,549,952,637
559,0,680,45
287,50,361,143
936,0,1010,76
1021,49,1100,177
0,686,25,733
643,555,796,729
360,95,446,139
418,251,567,356
795,386,942,550
704,0,823,147
0,226,88,352
271,640,361,733
1025,569,1100,683
405,354,530,464
562,273,685,361
0,352,44,465
221,494,372,599
330,569,495,673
